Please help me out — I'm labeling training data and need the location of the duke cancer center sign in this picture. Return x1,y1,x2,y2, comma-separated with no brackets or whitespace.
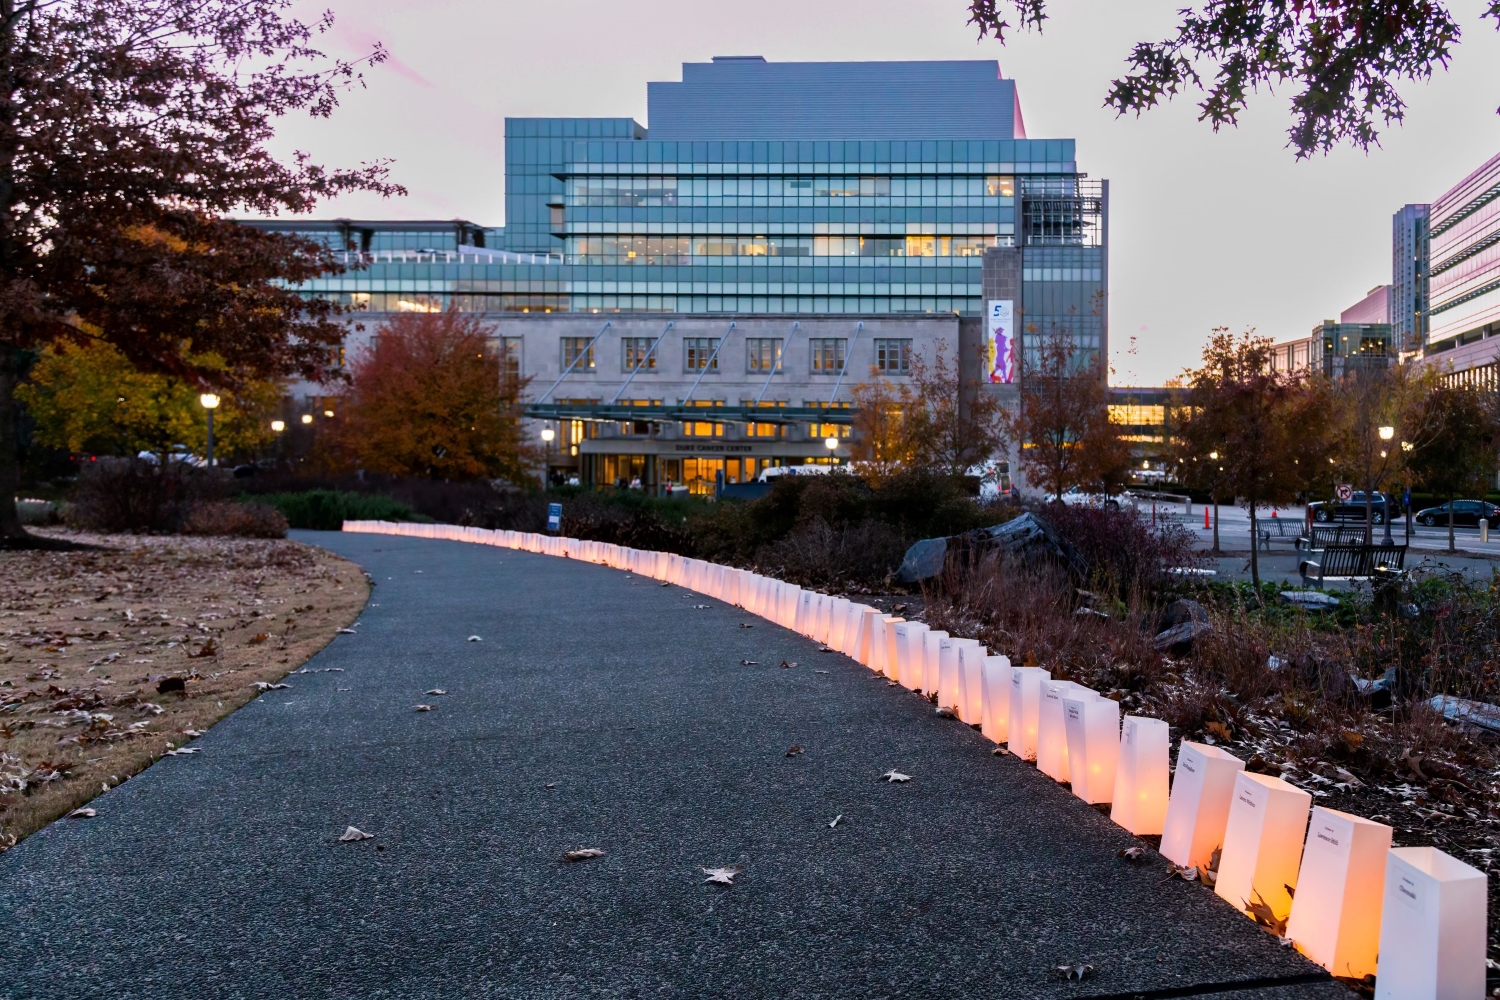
987,300,1015,384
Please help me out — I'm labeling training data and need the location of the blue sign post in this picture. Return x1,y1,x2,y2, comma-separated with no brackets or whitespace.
547,502,562,534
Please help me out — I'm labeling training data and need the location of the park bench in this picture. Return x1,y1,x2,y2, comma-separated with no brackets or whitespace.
1298,544,1408,589
1255,518,1302,550
1294,524,1368,552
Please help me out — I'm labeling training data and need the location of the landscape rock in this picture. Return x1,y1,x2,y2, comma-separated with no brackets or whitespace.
1152,619,1212,653
1428,695,1500,734
1150,598,1213,652
896,512,1087,584
1280,590,1340,609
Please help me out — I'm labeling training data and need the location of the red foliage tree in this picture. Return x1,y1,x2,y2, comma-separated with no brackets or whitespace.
339,311,536,483
0,0,401,546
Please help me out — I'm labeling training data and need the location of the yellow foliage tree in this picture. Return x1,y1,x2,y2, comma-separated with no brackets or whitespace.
17,341,279,460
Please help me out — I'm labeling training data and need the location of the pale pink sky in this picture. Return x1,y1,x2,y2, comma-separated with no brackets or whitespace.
268,0,1500,385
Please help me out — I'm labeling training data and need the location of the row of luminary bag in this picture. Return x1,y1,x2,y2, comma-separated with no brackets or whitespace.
345,521,1488,998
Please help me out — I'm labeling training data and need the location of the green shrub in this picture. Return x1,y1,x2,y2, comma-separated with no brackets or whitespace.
250,490,424,530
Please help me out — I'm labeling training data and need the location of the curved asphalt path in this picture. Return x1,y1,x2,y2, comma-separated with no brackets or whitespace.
0,530,1350,1000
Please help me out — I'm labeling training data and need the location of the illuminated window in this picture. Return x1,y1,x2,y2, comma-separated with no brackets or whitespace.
874,339,912,374
747,338,783,372
1108,404,1166,426
986,176,1016,197
622,337,657,372
684,338,720,372
681,399,723,437
487,336,522,381
810,339,847,373
561,337,594,371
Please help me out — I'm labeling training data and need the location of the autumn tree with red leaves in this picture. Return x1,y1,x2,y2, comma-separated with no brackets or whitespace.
0,0,401,546
339,311,536,483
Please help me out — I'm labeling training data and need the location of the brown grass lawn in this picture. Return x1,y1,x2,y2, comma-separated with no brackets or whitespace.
0,530,368,851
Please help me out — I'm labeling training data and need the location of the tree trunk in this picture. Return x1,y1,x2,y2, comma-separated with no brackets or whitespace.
1248,499,1261,594
1448,494,1456,554
1363,491,1374,546
1211,495,1220,554
0,345,33,545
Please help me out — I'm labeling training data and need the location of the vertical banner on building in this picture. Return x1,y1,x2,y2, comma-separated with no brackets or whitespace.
987,299,1015,383
547,502,562,533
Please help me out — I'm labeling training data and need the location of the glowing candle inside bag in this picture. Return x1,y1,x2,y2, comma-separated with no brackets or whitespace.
937,637,962,713
826,599,852,651
1111,716,1171,835
1062,691,1119,803
1285,806,1391,980
856,607,882,666
1214,772,1312,923
922,630,949,697
1037,680,1089,782
898,622,929,691
955,640,987,723
1161,742,1246,871
980,655,1012,744
877,617,904,678
1006,667,1050,760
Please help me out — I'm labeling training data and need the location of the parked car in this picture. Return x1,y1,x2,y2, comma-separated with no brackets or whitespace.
1307,491,1394,524
1414,500,1500,527
1045,486,1132,508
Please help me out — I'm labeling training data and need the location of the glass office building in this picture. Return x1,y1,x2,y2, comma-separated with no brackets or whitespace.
254,57,1099,322
1419,152,1500,389
244,58,1108,489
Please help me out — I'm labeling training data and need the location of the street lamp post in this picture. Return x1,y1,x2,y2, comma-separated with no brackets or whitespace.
1378,426,1395,545
824,434,839,464
199,393,221,468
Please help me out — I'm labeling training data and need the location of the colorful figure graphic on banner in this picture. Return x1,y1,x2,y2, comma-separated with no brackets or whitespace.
988,300,1014,383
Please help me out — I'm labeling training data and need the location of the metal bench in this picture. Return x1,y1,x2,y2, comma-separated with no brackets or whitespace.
1298,544,1408,589
1255,519,1302,550
1294,524,1368,552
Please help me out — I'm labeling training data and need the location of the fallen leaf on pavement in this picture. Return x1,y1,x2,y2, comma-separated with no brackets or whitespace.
1165,864,1200,883
813,669,828,674
253,682,290,691
817,647,833,653
738,623,754,628
562,848,605,862
701,865,740,885
467,635,482,642
68,808,96,819
424,689,448,696
882,769,912,783
1055,963,1094,982
785,746,804,757
339,826,374,842
1117,846,1150,863
337,628,357,634
414,704,434,712
248,633,270,644
164,747,199,757
828,814,843,828
780,660,797,669
935,706,957,718
740,660,758,665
